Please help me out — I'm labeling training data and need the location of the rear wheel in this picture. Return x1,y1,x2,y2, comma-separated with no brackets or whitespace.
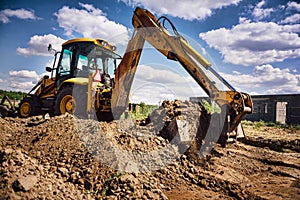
18,97,41,118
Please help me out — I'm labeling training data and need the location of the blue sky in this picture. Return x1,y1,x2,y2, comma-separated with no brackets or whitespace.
0,0,299,104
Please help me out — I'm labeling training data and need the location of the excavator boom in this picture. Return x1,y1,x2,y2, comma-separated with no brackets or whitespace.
112,7,252,134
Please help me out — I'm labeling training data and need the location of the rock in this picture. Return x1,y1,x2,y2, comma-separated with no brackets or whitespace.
145,190,159,199
13,175,38,191
291,179,300,188
84,179,93,190
58,167,69,176
4,148,14,154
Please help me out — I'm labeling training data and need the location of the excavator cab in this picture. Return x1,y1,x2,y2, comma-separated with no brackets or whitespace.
50,38,121,117
52,38,121,88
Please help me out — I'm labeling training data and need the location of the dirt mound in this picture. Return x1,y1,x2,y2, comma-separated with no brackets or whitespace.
241,124,300,152
138,100,211,160
0,100,300,199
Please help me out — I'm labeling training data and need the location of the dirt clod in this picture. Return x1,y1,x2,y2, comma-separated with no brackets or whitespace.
0,100,299,199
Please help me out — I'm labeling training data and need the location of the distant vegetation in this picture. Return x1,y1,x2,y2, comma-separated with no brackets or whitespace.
0,89,26,101
242,120,300,131
130,102,159,120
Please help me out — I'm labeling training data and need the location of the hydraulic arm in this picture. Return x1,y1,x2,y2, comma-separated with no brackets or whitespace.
112,7,252,133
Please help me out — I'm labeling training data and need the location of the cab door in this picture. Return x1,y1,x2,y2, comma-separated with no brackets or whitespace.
56,47,78,87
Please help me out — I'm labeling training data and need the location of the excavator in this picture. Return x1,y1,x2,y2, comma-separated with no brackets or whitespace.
0,7,252,142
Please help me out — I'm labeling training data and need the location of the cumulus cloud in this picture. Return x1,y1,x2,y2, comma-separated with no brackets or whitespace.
199,1,300,66
277,2,300,24
220,64,300,94
252,0,274,21
280,13,300,24
5,70,41,91
130,64,204,104
199,20,300,66
55,3,129,45
9,70,38,79
120,0,241,21
0,8,40,23
17,34,65,56
10,81,36,91
287,1,300,12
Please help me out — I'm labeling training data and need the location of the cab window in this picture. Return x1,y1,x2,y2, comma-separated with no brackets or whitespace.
58,49,72,76
77,55,87,69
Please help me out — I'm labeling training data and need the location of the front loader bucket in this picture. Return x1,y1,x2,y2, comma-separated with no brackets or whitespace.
0,105,18,118
0,95,18,118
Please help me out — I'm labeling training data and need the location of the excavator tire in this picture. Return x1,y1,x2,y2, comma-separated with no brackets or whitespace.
18,96,42,118
54,85,87,118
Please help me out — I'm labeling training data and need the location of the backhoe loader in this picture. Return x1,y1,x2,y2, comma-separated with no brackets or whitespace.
1,7,252,142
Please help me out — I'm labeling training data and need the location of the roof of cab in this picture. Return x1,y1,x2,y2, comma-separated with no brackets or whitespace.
62,38,117,52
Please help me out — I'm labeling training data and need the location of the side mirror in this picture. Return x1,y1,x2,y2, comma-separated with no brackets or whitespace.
46,67,52,72
48,44,52,52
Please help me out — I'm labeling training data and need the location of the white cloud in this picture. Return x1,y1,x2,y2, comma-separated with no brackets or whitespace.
0,8,40,24
130,65,204,104
280,13,300,24
252,0,274,21
17,34,65,56
55,3,129,45
199,21,300,66
232,70,241,75
120,0,241,21
9,70,38,79
287,2,300,12
4,70,41,91
220,64,300,94
5,68,54,92
10,81,36,91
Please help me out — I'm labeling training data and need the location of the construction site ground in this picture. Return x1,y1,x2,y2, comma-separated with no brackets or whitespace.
0,101,299,199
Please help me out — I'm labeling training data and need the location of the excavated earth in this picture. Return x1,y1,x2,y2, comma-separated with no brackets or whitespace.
0,100,299,199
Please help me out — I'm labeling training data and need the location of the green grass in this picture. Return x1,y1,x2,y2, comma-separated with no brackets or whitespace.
242,120,300,131
101,173,123,196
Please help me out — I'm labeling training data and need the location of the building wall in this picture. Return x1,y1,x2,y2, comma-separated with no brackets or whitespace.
190,94,300,125
245,94,300,124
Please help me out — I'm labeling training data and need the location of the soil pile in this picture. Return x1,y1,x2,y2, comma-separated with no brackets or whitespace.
0,100,299,199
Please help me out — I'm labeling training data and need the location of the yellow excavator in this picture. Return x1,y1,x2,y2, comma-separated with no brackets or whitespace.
1,7,252,141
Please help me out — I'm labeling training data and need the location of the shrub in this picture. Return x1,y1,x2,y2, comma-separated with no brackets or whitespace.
201,99,221,114
254,120,266,130
130,102,158,120
0,89,26,101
